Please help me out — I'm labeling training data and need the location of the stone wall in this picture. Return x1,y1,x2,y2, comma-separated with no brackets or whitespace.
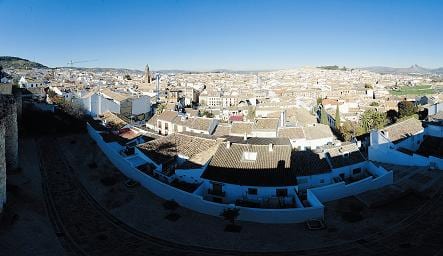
0,94,19,213
2,95,18,171
0,119,5,211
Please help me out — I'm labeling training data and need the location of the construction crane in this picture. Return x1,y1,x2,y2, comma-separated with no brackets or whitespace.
65,59,98,79
67,59,98,68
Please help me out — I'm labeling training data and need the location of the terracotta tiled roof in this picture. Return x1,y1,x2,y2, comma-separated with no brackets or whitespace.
189,117,213,132
304,124,333,140
286,107,318,126
278,127,305,139
380,118,423,143
230,121,254,135
323,143,365,168
157,110,179,123
137,133,219,166
212,124,231,137
101,88,131,102
100,111,128,129
202,142,295,186
254,118,279,130
291,150,331,176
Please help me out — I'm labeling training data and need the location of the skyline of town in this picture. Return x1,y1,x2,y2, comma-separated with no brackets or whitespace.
1,0,443,70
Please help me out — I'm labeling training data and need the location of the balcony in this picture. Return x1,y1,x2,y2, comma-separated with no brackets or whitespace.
207,189,225,197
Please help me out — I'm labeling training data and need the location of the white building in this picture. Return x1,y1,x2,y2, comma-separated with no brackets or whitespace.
80,88,151,118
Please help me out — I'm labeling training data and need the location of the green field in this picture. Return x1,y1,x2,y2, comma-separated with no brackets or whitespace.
390,84,435,96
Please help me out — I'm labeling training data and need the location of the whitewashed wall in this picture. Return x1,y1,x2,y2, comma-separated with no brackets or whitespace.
87,123,324,223
309,166,393,203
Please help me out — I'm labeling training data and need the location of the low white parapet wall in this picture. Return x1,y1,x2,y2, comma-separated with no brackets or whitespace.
87,123,324,224
308,162,393,203
369,145,443,170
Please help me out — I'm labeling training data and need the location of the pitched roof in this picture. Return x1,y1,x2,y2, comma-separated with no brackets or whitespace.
189,117,213,132
137,133,219,166
100,111,128,129
230,121,254,135
304,124,333,140
323,143,365,168
146,115,158,126
380,118,423,143
278,127,305,139
286,107,318,126
157,110,179,123
291,150,331,176
212,124,231,137
101,88,131,102
254,118,279,130
202,142,295,186
222,136,292,146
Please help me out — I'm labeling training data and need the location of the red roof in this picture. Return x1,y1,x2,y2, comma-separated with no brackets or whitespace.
229,115,244,122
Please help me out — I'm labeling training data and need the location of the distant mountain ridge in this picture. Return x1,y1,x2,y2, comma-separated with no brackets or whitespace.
361,64,443,75
0,56,48,69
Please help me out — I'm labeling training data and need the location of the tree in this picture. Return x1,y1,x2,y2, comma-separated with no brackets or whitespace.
335,105,341,130
398,100,418,118
320,107,328,125
247,106,256,121
386,109,398,124
124,74,132,80
360,109,387,133
202,110,214,118
339,121,363,141
369,102,379,107
316,97,323,105
156,104,165,115
364,83,373,89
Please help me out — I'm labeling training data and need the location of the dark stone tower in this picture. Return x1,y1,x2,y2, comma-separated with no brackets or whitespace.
144,64,151,83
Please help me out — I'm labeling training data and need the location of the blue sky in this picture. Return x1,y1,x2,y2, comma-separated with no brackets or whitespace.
0,0,442,70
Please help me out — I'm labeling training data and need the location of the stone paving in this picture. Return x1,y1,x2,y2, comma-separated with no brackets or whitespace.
0,137,65,256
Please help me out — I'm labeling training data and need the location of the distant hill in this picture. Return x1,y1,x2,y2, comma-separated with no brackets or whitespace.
317,65,347,71
156,69,274,74
361,64,443,75
71,67,143,74
0,56,48,69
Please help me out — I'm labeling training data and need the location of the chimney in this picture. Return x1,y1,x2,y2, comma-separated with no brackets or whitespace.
226,141,231,149
269,143,273,152
243,133,247,141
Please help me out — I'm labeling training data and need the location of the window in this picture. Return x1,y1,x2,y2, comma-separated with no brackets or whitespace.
248,188,258,195
242,152,257,161
276,188,288,197
212,182,223,194
353,168,362,175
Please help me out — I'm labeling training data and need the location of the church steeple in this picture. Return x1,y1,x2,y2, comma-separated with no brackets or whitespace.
144,64,151,83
